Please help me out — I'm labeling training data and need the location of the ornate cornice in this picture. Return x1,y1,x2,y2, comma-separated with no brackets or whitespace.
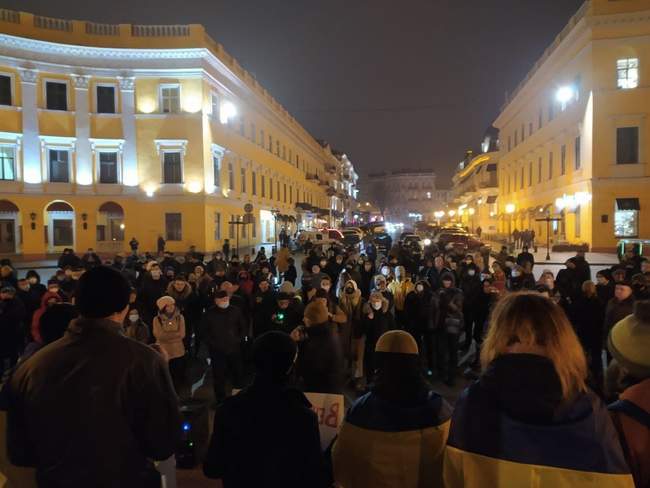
71,74,90,89
18,67,38,84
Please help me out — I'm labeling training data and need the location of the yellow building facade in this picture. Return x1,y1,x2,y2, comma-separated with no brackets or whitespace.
495,0,650,252
0,10,354,258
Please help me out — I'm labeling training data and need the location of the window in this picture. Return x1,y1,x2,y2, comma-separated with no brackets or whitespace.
507,136,511,152
241,167,246,193
514,130,518,147
276,140,280,157
529,122,533,136
49,149,69,182
617,58,639,89
46,81,67,111
548,99,554,122
289,185,293,204
250,123,256,144
0,75,11,106
211,93,219,119
261,174,266,198
617,127,639,164
282,145,286,160
277,181,280,201
160,85,180,114
615,198,640,237
538,109,543,129
538,157,542,184
229,214,235,238
213,155,221,187
260,129,264,147
162,152,182,184
99,152,118,184
528,161,533,187
549,151,554,180
521,124,525,142
0,147,15,180
214,212,221,240
96,85,116,114
575,205,581,238
296,155,300,167
561,145,566,175
575,136,581,170
165,213,182,241
289,149,292,164
269,178,273,200
252,171,257,195
228,163,234,190
268,135,272,152
520,167,524,190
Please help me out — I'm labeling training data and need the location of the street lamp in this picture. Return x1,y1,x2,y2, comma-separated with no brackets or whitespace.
556,85,574,110
505,203,516,249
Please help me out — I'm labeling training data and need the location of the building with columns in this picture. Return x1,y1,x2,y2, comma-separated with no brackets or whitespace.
495,0,650,252
0,9,347,257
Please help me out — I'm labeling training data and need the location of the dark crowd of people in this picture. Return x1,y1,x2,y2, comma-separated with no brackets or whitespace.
0,233,648,487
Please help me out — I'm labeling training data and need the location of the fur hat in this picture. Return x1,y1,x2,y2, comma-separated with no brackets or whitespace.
375,330,418,355
156,295,175,310
303,301,329,325
608,300,650,379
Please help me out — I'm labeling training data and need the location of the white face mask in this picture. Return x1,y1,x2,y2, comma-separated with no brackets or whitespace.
416,284,424,292
371,301,382,310
511,271,521,278
217,301,230,309
381,267,390,277
129,313,139,322
468,270,476,276
321,285,330,292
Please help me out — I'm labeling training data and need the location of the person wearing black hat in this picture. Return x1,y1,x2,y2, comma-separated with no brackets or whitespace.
269,292,302,335
203,331,327,488
604,281,636,364
199,289,247,403
5,266,181,488
251,278,277,337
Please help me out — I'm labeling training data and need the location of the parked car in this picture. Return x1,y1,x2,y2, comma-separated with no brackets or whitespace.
436,231,483,253
372,232,393,254
298,229,343,247
342,229,362,246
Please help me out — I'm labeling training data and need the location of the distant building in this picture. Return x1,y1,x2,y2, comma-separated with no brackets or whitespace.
452,126,500,235
367,169,450,224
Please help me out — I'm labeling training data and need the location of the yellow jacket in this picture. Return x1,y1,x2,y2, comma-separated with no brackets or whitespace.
387,279,415,312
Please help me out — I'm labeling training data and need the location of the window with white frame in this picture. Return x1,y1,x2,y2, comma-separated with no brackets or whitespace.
214,212,221,240
228,162,234,190
0,146,15,181
241,167,246,193
269,178,273,200
165,213,182,241
162,152,182,184
617,127,639,164
48,149,70,182
250,122,256,144
46,81,68,111
99,152,119,184
213,154,221,187
252,171,257,195
261,174,266,198
615,198,640,237
96,85,116,114
160,84,180,114
617,58,639,90
0,75,12,106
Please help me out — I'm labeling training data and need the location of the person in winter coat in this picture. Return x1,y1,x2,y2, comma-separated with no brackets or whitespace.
294,301,344,394
137,264,169,329
333,331,452,488
388,266,415,328
339,280,365,386
469,277,499,369
358,260,376,300
508,264,535,292
604,282,636,362
438,273,463,386
251,278,277,336
153,296,186,394
573,281,605,392
360,292,396,385
203,331,327,488
556,258,583,305
5,266,181,488
29,292,62,344
200,290,247,402
460,263,482,350
607,300,650,488
444,292,635,488
0,286,26,378
269,292,303,335
123,308,150,344
405,280,439,376
516,245,535,271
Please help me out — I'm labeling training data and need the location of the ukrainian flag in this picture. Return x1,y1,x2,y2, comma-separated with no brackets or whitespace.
444,385,634,487
333,391,451,488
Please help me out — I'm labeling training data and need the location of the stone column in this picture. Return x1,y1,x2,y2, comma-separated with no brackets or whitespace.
118,77,138,187
18,68,41,187
71,75,92,186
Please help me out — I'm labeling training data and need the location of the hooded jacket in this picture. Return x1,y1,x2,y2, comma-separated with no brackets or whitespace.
333,389,452,488
388,267,415,312
30,292,62,344
339,280,364,339
444,354,634,487
405,280,439,334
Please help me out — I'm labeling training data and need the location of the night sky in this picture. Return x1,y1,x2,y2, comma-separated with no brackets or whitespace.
2,0,585,188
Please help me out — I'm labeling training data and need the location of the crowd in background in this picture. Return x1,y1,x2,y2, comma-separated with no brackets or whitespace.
0,231,648,487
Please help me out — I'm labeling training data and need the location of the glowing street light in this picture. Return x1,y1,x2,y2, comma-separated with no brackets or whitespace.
556,85,574,110
505,203,516,214
220,101,237,124
448,210,456,217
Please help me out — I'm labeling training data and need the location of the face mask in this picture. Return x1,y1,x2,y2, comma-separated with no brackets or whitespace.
320,261,327,268
151,270,161,279
28,277,38,285
345,288,354,294
381,267,390,277
371,301,382,310
217,301,230,309
19,285,29,292
468,270,476,276
511,271,521,278
322,285,331,292
129,313,139,322
416,284,424,292
364,265,372,271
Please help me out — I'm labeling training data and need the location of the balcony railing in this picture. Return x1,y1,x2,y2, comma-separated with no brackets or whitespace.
85,22,120,36
34,15,72,32
0,9,19,23
131,24,190,37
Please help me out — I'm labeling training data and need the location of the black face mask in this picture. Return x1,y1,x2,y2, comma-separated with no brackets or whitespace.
345,288,354,294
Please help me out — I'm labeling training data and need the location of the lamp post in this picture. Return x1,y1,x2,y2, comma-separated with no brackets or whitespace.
505,203,516,249
536,214,563,261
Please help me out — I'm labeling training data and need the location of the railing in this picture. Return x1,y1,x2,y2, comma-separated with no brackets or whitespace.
85,22,120,36
131,24,190,37
0,9,19,23
34,15,72,32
